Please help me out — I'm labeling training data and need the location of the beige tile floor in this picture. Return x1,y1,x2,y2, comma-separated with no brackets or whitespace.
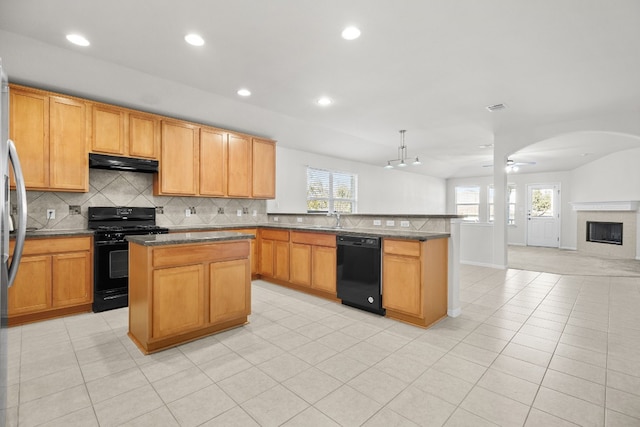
5,265,640,426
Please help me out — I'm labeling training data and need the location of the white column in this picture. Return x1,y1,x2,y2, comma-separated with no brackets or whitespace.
448,218,461,317
492,144,508,269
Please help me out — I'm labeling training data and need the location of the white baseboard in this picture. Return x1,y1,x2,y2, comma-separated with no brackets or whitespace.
560,246,577,251
508,242,526,246
460,260,507,269
447,307,462,317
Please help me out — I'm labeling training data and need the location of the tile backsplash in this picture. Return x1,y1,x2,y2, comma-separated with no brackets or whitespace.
13,169,268,230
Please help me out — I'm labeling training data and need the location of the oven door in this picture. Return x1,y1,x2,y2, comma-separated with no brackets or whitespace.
94,241,129,294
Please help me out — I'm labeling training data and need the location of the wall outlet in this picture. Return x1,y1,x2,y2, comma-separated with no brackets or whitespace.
185,208,191,217
373,219,381,226
273,216,279,222
400,221,410,228
155,206,164,214
217,207,225,214
242,207,249,214
68,205,81,215
47,209,55,220
237,209,242,217
386,220,395,226
190,206,196,214
252,210,257,217
297,217,303,223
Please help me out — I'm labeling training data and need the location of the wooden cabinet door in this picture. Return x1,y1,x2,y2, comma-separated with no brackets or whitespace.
252,138,275,199
209,259,250,324
312,246,336,293
128,112,159,159
259,239,274,277
159,121,199,195
49,96,88,191
383,254,422,317
200,127,227,196
152,265,205,338
8,255,52,315
91,104,125,155
274,241,290,281
227,133,252,197
51,251,91,308
9,88,49,188
290,243,311,286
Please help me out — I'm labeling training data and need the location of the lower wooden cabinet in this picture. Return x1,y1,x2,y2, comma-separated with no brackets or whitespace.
382,238,448,327
288,231,336,297
258,229,290,281
210,259,251,324
8,236,93,325
152,264,206,339
128,239,251,354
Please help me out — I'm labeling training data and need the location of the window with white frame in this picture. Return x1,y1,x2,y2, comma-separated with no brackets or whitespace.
455,186,480,221
306,167,357,213
488,184,517,224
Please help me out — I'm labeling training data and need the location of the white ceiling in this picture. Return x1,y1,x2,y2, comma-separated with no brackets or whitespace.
1,0,639,178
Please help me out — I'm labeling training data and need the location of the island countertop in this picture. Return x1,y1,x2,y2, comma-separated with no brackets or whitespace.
126,231,255,246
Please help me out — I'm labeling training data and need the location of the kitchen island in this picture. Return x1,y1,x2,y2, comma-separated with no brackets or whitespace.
126,231,254,354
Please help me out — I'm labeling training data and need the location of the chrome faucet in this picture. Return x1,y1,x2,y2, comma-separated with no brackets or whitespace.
327,211,342,228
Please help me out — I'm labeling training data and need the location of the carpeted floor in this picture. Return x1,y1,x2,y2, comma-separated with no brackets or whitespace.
508,245,640,276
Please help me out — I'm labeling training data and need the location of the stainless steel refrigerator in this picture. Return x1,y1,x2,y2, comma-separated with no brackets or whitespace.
0,59,28,427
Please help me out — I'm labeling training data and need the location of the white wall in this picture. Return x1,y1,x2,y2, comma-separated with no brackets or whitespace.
570,147,640,202
447,170,575,266
267,146,447,214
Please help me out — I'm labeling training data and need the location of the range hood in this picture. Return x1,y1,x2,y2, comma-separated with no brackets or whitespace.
89,153,158,173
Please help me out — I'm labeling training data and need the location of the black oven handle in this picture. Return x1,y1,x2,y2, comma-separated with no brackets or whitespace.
95,241,128,246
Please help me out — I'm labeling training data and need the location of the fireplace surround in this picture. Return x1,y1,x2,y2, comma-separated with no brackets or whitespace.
572,201,639,259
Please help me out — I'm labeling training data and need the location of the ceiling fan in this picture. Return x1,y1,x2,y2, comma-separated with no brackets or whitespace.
482,159,536,172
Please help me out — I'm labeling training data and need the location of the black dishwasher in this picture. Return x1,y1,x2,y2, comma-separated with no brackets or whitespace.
336,235,385,315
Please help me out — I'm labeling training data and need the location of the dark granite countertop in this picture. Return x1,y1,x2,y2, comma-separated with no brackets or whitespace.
126,231,255,247
13,229,95,239
168,224,449,241
14,223,450,242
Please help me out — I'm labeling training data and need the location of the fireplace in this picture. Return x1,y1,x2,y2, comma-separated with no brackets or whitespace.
571,201,638,259
586,221,622,245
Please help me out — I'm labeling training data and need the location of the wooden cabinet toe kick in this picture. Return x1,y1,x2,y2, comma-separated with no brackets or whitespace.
128,317,248,355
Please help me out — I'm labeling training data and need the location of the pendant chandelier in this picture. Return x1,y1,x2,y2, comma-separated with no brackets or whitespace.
384,130,421,169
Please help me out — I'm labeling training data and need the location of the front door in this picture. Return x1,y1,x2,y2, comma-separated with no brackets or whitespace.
527,184,560,247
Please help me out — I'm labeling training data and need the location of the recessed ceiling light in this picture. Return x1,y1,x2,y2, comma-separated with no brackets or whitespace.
66,34,90,47
317,97,333,106
341,26,361,40
184,33,205,46
237,88,251,97
580,152,593,157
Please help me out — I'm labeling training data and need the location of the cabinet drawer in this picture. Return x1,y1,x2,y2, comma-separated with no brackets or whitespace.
383,239,421,257
260,229,289,242
11,236,92,256
153,240,250,268
290,231,336,247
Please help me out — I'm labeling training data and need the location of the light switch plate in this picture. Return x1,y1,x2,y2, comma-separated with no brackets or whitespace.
237,209,242,217
252,210,257,217
386,220,395,226
297,217,303,223
373,219,381,226
185,208,191,217
400,221,410,227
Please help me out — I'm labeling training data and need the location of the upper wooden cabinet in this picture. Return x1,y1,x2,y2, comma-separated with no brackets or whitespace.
227,133,252,198
9,85,89,192
252,138,276,199
154,120,200,196
199,127,227,196
156,124,276,199
91,104,159,159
